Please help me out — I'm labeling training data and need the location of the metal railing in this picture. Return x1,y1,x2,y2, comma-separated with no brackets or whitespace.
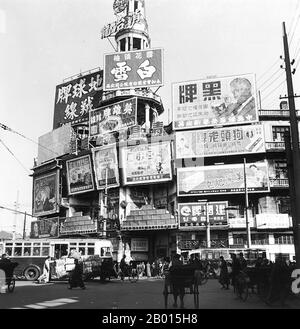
269,178,289,187
259,109,300,117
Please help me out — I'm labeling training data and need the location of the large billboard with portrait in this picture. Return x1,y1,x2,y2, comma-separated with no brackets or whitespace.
175,123,265,158
53,69,103,129
92,145,120,189
30,217,59,239
178,201,228,228
122,142,172,185
33,171,60,217
103,48,163,91
172,73,258,130
177,162,269,196
66,155,95,195
89,97,137,137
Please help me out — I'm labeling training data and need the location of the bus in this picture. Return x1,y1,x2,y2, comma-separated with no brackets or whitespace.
184,248,267,265
0,238,114,281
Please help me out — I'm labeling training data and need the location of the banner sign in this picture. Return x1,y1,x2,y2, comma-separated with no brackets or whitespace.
53,70,103,129
179,201,228,227
66,155,95,195
256,213,291,229
104,48,163,91
33,171,60,217
89,97,137,137
131,238,149,252
172,73,258,130
175,123,265,158
177,162,269,196
30,217,59,239
92,145,120,189
122,142,172,185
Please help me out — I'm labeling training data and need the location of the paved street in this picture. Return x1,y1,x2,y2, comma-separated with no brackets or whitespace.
1,278,300,309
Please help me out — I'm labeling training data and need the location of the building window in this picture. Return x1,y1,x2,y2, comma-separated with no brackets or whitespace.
120,38,126,51
251,234,269,245
134,0,139,12
274,234,294,244
272,126,289,142
274,160,288,179
233,234,246,246
133,38,141,50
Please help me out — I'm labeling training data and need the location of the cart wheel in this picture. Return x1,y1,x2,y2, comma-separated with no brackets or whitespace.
7,278,15,293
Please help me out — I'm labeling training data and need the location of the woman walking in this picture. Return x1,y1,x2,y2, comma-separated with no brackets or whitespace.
219,256,229,290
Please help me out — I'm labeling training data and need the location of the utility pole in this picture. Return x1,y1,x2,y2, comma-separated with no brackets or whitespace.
243,158,251,249
206,201,211,248
23,211,27,239
282,22,300,267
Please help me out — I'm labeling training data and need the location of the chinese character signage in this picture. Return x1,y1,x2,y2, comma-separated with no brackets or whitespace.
131,238,149,252
175,123,265,158
30,217,59,239
256,213,291,229
172,73,258,130
66,155,95,195
92,145,120,189
89,97,137,137
122,142,172,185
104,48,163,91
53,70,103,129
33,171,60,217
177,162,269,196
178,201,228,228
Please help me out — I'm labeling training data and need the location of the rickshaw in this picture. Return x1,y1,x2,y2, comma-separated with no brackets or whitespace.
0,261,18,292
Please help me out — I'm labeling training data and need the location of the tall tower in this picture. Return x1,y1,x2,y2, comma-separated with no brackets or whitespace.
113,0,150,52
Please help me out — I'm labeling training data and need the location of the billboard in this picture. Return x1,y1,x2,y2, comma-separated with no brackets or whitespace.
177,162,269,196
53,70,103,129
103,48,163,91
33,171,60,217
30,217,59,239
178,201,228,228
92,145,120,189
256,213,291,229
66,155,95,195
89,97,137,137
175,123,265,159
38,124,73,165
172,73,258,130
122,142,172,185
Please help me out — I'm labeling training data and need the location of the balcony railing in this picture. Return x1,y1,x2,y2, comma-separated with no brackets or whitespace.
265,141,286,151
259,109,300,117
269,178,289,188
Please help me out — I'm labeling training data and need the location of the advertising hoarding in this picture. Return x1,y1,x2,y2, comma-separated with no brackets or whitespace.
92,144,120,189
178,201,228,228
172,73,258,130
66,155,95,195
30,217,59,239
33,171,60,217
177,162,269,196
256,213,291,229
175,123,265,159
131,238,149,252
53,70,103,129
104,48,163,91
89,97,137,137
122,141,172,185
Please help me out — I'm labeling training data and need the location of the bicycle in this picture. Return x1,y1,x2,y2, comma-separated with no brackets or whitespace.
118,265,139,283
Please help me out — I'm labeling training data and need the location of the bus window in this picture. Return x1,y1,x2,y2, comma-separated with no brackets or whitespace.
79,243,86,256
33,243,41,256
42,245,50,256
24,243,32,256
5,243,13,256
14,243,22,256
101,247,111,257
87,243,95,255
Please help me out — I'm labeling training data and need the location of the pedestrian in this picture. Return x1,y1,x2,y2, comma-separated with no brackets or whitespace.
239,252,247,270
146,261,151,278
68,258,85,289
141,261,145,277
218,256,229,290
230,253,241,287
119,254,127,280
37,256,51,284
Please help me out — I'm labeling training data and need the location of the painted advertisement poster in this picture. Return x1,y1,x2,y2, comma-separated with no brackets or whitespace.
89,97,137,137
53,69,103,129
33,171,59,217
104,48,163,91
175,123,265,158
172,73,258,130
178,201,228,227
177,162,269,196
122,142,172,185
92,145,120,189
30,217,59,239
66,155,95,195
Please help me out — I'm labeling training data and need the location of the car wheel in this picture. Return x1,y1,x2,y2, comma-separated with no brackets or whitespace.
24,266,40,281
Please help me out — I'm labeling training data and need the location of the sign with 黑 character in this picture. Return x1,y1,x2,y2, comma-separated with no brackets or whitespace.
104,48,163,91
172,73,258,130
178,201,228,228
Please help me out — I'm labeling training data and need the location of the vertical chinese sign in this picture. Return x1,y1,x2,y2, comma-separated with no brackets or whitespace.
53,70,103,129
172,73,258,130
103,48,163,91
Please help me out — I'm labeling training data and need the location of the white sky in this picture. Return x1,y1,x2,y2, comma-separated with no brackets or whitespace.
0,0,300,234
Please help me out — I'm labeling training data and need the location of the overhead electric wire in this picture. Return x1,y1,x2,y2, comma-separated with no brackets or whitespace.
261,79,286,104
0,137,31,175
258,67,282,90
259,70,285,93
257,60,281,83
0,205,35,217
